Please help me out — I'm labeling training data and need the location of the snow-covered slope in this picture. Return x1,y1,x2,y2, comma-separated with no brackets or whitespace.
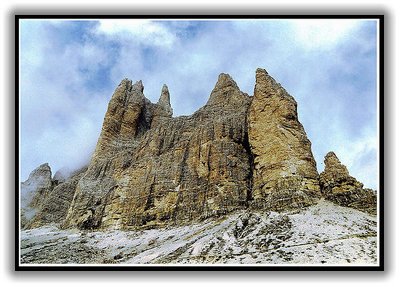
20,199,378,266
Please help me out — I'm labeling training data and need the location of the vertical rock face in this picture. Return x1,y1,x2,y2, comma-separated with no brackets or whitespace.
92,79,148,159
319,152,377,214
63,79,152,229
20,163,53,227
64,74,252,230
248,68,321,210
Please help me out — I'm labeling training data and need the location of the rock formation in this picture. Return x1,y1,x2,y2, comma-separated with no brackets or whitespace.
21,68,377,231
248,68,321,210
21,163,53,227
52,167,72,184
25,167,88,229
157,84,173,117
63,73,252,230
319,152,377,214
20,163,88,229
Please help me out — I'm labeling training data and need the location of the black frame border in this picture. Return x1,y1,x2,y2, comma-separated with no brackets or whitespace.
15,14,384,271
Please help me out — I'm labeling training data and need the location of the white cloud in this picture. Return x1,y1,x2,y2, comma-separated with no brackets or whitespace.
19,21,111,180
95,19,177,48
289,19,360,50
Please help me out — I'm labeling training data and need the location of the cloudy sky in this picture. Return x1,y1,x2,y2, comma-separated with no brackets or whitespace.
19,18,379,189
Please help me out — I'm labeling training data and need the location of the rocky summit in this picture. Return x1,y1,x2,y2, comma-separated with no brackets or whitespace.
20,68,378,265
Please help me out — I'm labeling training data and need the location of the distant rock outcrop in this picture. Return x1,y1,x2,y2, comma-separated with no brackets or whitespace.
319,152,377,214
21,68,377,231
21,163,53,191
21,163,53,228
20,163,88,229
25,167,88,229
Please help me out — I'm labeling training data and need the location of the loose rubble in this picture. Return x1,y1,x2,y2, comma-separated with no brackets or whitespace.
20,200,377,265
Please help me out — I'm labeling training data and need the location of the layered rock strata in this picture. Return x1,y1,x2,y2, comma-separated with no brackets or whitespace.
248,69,321,211
319,152,377,214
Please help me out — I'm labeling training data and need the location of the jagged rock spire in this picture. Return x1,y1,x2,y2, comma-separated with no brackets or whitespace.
248,68,320,210
157,84,173,116
63,72,252,230
206,73,243,107
214,73,239,90
92,78,147,158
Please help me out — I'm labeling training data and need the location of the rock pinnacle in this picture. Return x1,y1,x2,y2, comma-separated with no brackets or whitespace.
157,84,173,116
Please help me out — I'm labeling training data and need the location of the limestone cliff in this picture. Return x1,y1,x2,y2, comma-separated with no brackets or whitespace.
63,73,252,230
248,68,321,211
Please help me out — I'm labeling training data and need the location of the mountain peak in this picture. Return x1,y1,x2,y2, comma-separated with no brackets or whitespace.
24,163,52,183
249,68,320,211
206,73,242,106
215,73,238,89
133,80,144,93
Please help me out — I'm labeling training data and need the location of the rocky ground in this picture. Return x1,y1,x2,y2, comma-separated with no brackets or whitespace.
20,199,377,266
